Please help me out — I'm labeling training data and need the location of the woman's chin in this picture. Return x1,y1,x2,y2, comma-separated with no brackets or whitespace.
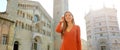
67,21,71,23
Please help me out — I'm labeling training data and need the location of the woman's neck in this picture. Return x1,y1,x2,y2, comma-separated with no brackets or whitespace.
67,22,73,27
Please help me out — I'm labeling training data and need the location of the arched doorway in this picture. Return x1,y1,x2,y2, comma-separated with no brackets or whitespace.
33,36,41,50
13,41,19,50
47,45,50,50
98,39,107,50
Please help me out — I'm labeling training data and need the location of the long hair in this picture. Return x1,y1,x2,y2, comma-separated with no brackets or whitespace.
61,11,75,37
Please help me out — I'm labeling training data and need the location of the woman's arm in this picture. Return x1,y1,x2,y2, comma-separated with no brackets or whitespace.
55,22,63,33
55,17,64,33
77,26,82,50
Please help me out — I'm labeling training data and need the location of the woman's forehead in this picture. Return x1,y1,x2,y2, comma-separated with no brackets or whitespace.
65,12,71,15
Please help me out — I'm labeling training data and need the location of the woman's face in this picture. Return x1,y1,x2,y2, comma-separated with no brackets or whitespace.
64,12,73,23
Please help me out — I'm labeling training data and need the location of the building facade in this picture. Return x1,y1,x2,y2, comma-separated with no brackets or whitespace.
53,0,68,50
0,0,54,50
85,8,120,50
81,39,88,50
0,12,15,50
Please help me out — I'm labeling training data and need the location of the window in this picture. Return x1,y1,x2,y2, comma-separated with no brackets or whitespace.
25,24,27,29
43,30,45,35
22,23,24,29
17,10,19,15
36,6,38,9
113,33,115,36
30,16,32,20
87,30,91,34
48,45,50,50
112,28,114,30
49,25,51,28
23,13,25,18
15,22,17,27
99,22,101,25
30,26,32,31
115,40,117,43
34,43,37,50
44,22,46,26
2,34,8,45
100,28,102,31
87,35,91,39
34,15,39,22
100,34,103,36
13,41,19,50
16,20,18,27
101,46,106,50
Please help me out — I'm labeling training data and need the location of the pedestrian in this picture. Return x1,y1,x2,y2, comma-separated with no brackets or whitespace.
56,11,82,50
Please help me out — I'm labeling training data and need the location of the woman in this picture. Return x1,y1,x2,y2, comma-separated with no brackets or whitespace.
56,11,82,50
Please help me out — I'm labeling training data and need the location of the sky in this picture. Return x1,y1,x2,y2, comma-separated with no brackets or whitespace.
0,0,120,40
0,0,7,12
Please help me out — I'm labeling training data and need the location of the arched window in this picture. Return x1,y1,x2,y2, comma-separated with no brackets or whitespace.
101,46,106,50
2,34,8,45
34,15,39,22
0,0,7,12
33,36,41,50
13,41,19,50
47,45,50,50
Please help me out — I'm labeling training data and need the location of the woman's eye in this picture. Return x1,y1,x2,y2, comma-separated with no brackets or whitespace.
66,15,67,17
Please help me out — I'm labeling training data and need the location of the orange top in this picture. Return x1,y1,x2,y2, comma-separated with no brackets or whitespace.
56,22,82,50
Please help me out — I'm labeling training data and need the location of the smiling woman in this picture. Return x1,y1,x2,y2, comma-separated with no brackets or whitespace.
56,11,82,50
0,0,7,12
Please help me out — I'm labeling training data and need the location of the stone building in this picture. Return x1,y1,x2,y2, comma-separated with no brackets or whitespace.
81,39,88,50
0,0,53,50
85,8,120,50
0,12,15,50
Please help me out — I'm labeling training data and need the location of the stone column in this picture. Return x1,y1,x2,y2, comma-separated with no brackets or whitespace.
7,23,15,50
